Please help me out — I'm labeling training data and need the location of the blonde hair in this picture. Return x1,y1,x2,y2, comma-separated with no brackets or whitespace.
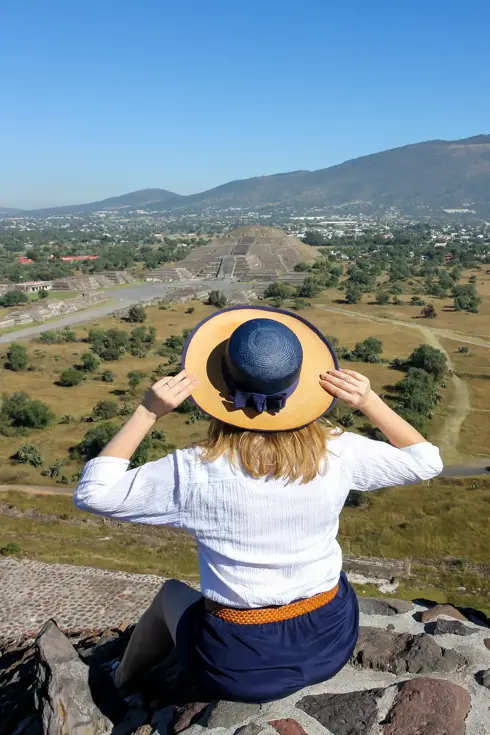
198,419,335,484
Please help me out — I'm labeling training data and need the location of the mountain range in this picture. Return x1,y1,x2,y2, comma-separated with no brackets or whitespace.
4,134,490,217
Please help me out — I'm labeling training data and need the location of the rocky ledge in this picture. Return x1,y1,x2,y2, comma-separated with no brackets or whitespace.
1,598,489,735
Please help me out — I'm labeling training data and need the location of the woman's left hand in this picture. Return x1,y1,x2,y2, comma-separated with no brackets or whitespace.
142,370,199,420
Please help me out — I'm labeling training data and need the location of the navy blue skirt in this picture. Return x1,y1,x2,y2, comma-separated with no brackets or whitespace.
175,572,359,703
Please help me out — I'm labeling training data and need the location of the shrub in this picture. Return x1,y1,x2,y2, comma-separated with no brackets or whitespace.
292,298,311,311
207,290,227,308
186,307,195,314
101,370,115,382
264,282,295,300
352,337,383,362
375,292,390,305
74,422,148,467
0,393,54,431
0,542,21,556
411,296,425,306
0,291,28,307
59,414,75,424
92,400,119,421
406,344,448,382
119,403,133,416
127,304,147,323
81,352,100,372
296,277,322,299
345,283,363,304
99,347,125,361
421,303,437,319
41,459,63,478
5,343,28,371
58,368,85,387
74,423,118,460
11,443,44,467
345,490,370,508
337,409,355,427
457,345,469,354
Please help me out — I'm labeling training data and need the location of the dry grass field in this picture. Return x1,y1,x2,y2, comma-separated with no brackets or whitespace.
0,288,489,612
0,298,446,486
316,268,490,340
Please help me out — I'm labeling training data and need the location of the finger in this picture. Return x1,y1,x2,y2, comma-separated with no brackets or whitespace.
154,376,173,389
164,370,188,389
339,368,365,380
173,377,193,394
175,382,197,402
320,373,357,392
319,381,352,402
327,369,356,381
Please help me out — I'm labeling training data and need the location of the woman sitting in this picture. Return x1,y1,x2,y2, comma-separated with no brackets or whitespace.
74,306,443,703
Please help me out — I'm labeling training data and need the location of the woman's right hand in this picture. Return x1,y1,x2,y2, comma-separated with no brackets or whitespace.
141,370,199,420
319,368,375,410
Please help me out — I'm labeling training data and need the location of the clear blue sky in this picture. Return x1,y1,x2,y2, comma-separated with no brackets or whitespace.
2,0,489,208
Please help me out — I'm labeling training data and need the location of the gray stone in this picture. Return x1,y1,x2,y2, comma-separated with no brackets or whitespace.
36,619,112,735
234,725,270,735
427,618,478,636
297,688,385,735
358,598,413,616
383,677,471,735
352,626,465,675
206,701,261,729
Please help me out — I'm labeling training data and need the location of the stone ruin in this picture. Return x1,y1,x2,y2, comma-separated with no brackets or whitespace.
145,226,318,284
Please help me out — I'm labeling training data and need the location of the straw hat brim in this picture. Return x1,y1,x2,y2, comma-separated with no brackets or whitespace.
182,305,337,432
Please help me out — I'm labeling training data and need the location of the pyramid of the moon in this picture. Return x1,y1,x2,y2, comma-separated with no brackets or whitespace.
180,225,318,281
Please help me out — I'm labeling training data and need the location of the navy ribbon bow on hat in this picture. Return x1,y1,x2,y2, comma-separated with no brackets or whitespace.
222,358,299,414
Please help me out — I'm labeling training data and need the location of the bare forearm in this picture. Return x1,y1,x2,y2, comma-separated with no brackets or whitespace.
99,405,156,459
360,393,425,448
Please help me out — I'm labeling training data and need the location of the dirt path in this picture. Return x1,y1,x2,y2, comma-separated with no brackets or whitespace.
316,303,490,348
315,303,475,462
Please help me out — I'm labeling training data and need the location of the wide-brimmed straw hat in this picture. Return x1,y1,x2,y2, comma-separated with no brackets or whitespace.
182,305,337,432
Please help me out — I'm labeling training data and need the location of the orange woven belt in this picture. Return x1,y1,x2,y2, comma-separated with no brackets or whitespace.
205,584,340,625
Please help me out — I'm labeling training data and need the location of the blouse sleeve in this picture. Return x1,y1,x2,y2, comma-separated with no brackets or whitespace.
337,432,443,492
73,452,185,526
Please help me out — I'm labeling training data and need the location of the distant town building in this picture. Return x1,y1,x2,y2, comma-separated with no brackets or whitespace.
19,255,99,264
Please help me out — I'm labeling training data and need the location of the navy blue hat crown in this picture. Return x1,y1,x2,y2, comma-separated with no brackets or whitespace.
222,318,303,414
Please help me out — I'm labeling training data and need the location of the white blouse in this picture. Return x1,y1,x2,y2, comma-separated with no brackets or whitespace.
74,431,443,607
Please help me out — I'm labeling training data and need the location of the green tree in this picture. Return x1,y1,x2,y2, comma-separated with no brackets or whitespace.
453,284,482,313
101,370,115,382
74,422,150,467
294,262,310,272
0,393,54,431
395,368,438,414
5,343,28,371
12,443,44,467
345,283,363,304
92,400,119,421
375,292,390,305
264,282,294,299
207,290,227,308
0,291,29,307
406,344,447,382
127,304,147,323
352,337,383,362
37,289,49,300
58,368,85,387
80,352,100,372
457,345,469,354
128,370,146,392
297,277,322,298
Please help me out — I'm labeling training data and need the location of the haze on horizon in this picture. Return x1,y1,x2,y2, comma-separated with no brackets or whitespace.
2,0,490,209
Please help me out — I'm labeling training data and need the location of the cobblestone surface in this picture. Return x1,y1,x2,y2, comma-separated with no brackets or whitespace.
0,558,169,641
